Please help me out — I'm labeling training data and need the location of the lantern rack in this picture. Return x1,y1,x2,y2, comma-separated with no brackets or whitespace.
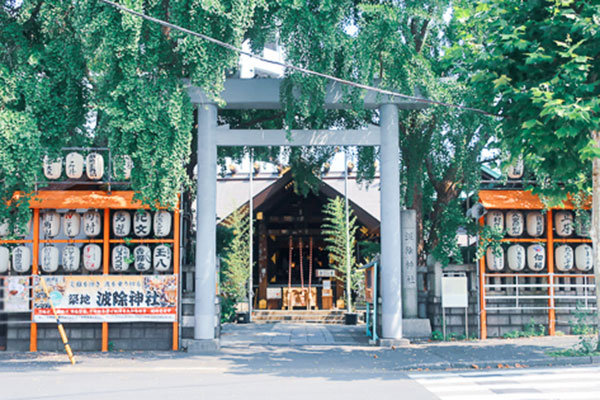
0,190,181,352
477,189,595,339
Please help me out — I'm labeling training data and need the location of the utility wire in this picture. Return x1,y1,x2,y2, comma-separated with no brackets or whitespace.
99,0,499,117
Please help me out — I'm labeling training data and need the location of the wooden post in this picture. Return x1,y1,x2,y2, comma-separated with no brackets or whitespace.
172,205,180,351
547,209,556,336
479,216,487,339
30,208,40,352
258,223,268,305
102,208,110,352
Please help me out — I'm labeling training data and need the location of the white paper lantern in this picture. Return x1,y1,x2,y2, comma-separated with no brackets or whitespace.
507,244,526,271
41,246,59,273
133,210,152,237
554,211,574,237
527,244,546,272
153,211,172,237
0,246,10,273
112,245,131,272
63,211,81,237
113,211,131,237
83,244,102,272
575,244,593,272
575,212,591,237
153,244,172,272
62,245,80,272
113,155,133,180
507,157,524,179
555,245,574,272
134,245,152,272
65,152,84,179
12,246,31,273
14,214,31,237
526,212,545,237
506,211,524,237
486,247,504,271
43,156,62,180
86,152,104,180
0,220,9,237
42,211,61,238
83,210,101,237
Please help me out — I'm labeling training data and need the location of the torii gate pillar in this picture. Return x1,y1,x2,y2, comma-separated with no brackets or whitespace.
379,103,404,341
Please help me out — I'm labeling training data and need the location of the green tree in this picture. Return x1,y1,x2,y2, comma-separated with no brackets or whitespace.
220,207,251,322
321,196,360,310
455,0,600,344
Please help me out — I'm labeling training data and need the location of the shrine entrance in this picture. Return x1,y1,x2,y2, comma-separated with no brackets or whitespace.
248,171,379,312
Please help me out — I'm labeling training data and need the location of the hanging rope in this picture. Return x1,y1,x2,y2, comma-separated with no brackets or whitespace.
288,236,292,310
308,237,313,310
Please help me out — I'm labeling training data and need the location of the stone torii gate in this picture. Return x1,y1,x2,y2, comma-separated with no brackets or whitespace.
187,78,424,350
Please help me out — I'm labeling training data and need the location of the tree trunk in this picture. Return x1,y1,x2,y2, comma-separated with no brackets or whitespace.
591,130,600,350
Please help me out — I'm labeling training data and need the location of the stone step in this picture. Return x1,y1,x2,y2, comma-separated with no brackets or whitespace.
251,310,347,324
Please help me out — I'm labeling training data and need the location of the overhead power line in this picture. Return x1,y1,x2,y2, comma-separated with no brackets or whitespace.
98,0,498,117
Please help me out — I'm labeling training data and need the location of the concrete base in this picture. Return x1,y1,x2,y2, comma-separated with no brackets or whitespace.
377,338,411,347
183,339,220,353
402,318,432,340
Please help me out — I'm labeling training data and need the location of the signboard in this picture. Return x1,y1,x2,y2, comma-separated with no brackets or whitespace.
32,275,177,322
441,273,468,308
266,287,282,300
316,269,336,278
3,277,30,312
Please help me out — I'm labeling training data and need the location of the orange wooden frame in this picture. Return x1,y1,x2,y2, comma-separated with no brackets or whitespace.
0,191,181,352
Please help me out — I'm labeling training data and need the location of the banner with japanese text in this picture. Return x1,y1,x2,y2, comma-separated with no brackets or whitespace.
32,275,177,322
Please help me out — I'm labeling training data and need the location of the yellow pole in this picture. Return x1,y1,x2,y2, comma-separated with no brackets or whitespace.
37,276,76,365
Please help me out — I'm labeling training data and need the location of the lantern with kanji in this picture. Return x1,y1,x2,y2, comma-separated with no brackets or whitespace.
575,244,593,272
555,245,574,272
12,246,31,273
486,211,504,233
507,157,524,179
153,244,171,272
83,244,102,272
112,211,131,237
0,246,10,273
63,211,81,237
554,211,574,237
65,152,84,179
527,244,546,272
85,152,104,180
83,210,101,237
133,210,151,238
42,210,61,238
112,245,131,272
134,245,151,272
506,211,524,237
41,246,59,273
486,247,504,271
113,155,133,180
507,244,526,271
526,211,544,237
153,211,172,237
43,156,62,180
62,245,80,272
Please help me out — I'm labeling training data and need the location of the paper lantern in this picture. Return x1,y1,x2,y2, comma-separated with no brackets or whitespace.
486,247,504,271
0,220,9,237
12,246,31,273
113,155,133,180
554,211,573,237
506,211,524,237
133,245,152,272
527,244,546,272
507,244,526,271
153,244,172,272
86,152,104,180
575,244,593,272
113,211,131,237
112,245,131,272
83,210,101,237
555,245,574,272
526,212,544,237
0,246,10,273
63,211,81,237
62,245,80,272
42,211,61,238
14,214,31,237
83,244,102,272
153,211,172,237
133,210,152,237
486,210,504,233
507,157,524,179
43,155,62,180
65,152,84,179
41,246,59,273
575,212,591,237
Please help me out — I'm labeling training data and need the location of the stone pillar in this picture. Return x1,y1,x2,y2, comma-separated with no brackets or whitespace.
195,103,217,341
401,210,418,318
379,103,403,339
